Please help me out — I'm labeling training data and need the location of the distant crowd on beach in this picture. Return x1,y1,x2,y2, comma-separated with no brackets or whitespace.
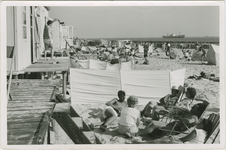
68,39,216,65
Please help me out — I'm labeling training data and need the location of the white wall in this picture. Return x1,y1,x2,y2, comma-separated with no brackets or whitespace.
61,26,69,48
68,26,73,46
14,6,31,71
8,6,49,73
53,21,61,50
7,7,14,47
6,7,15,72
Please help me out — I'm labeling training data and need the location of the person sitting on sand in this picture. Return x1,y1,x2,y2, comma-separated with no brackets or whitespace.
118,95,141,137
140,85,181,118
100,90,127,131
138,99,209,139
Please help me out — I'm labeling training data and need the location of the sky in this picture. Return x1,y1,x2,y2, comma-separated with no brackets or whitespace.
49,6,219,39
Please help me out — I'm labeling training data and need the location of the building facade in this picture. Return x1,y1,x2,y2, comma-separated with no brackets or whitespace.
7,6,50,75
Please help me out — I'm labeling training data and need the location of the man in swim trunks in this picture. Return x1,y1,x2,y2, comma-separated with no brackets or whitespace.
100,90,127,131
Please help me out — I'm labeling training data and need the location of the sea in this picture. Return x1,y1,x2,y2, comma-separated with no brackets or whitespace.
87,37,219,43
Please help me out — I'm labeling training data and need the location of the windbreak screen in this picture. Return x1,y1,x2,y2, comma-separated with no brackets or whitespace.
70,68,171,105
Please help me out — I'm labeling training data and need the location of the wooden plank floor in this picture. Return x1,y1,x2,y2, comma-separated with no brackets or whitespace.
23,57,70,72
36,57,70,64
7,79,58,145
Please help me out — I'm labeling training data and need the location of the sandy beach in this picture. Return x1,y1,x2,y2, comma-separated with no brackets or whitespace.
53,48,220,145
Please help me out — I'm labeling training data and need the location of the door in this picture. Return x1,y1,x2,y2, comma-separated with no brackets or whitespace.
22,6,30,69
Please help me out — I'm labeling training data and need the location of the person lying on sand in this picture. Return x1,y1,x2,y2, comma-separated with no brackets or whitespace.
100,90,127,131
118,95,141,138
138,99,209,139
140,85,182,118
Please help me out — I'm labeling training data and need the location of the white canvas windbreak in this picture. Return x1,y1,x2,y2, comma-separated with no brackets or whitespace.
121,70,171,104
105,63,120,70
121,61,133,70
75,59,89,69
70,69,121,104
89,59,107,70
170,68,186,88
138,45,144,52
72,59,133,70
70,68,174,105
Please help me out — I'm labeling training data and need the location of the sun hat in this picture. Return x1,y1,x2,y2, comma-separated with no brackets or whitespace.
171,85,179,90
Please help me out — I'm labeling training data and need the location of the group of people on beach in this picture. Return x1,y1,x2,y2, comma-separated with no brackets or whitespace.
100,85,211,143
44,19,209,67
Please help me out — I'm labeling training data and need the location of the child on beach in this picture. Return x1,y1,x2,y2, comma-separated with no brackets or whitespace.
100,90,127,131
118,95,141,138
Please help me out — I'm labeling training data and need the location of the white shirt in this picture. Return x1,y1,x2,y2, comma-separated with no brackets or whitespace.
119,107,140,126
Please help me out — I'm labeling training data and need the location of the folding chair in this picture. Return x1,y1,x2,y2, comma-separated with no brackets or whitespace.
158,85,185,122
179,112,220,144
160,100,210,137
204,113,220,144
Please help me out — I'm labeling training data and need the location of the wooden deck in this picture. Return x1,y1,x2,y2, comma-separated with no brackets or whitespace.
23,57,70,99
7,79,59,145
24,57,70,72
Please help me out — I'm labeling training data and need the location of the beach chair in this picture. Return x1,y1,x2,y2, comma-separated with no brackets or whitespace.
179,112,220,144
159,100,210,137
204,113,220,144
158,85,185,122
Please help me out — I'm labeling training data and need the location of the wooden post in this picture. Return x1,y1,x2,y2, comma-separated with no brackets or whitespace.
47,123,50,144
62,71,67,99
7,47,15,101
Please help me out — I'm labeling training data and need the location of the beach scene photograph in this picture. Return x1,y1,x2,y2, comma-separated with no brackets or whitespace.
1,1,225,149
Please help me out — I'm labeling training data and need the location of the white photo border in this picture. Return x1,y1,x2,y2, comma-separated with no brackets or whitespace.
1,1,225,150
